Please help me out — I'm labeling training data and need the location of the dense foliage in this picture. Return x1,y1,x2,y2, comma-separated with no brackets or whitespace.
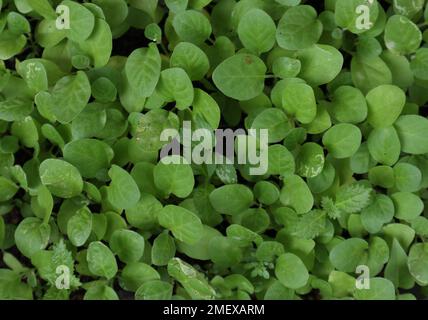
1,0,428,300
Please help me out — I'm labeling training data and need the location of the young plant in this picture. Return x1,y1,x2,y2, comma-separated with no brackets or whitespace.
0,0,427,301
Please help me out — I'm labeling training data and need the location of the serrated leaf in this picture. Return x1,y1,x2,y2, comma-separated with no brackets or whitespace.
291,210,327,239
334,183,373,215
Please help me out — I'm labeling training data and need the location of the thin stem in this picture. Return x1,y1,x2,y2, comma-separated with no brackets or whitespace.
159,42,169,56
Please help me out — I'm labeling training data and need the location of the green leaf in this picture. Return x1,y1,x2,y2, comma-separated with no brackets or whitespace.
276,5,322,50
170,42,210,81
209,184,253,215
251,108,290,143
157,68,194,110
361,195,395,233
267,144,296,177
381,51,414,89
410,48,428,81
70,103,106,139
354,278,396,300
411,216,428,237
172,10,212,45
11,116,39,148
158,205,204,244
154,155,195,198
280,175,313,214
177,225,222,261
50,71,91,124
291,210,327,239
0,98,33,122
84,285,118,300
367,237,390,276
322,124,362,159
152,231,176,266
67,207,92,247
125,44,161,97
282,83,316,124
256,241,284,264
16,60,49,94
213,54,266,101
275,253,309,289
208,236,242,268
110,229,145,263
39,159,83,199
107,165,141,210
408,243,428,285
253,181,280,206
367,127,401,166
131,109,179,152
144,23,162,43
264,280,294,300
192,89,220,130
87,241,118,279
77,18,113,68
385,239,413,288
391,192,424,221
384,15,422,55
307,161,336,194
0,31,26,60
238,9,276,54
351,55,392,94
393,163,422,192
28,0,56,19
92,0,129,28
383,223,415,251
330,238,368,272
297,44,344,86
0,270,33,299
135,280,173,300
395,115,428,155
296,142,325,178
333,183,372,216
14,217,50,258
7,12,31,34
330,86,367,124
394,0,425,18
125,193,162,230
120,262,160,292
272,57,301,79
62,0,95,42
63,139,114,179
0,177,19,202
366,85,406,128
